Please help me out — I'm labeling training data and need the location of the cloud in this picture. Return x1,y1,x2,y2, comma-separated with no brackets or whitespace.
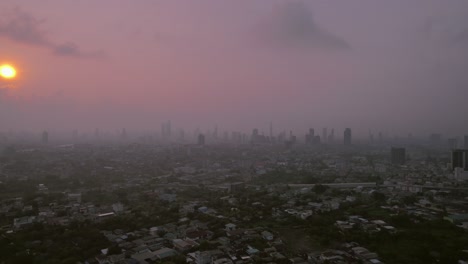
0,7,106,59
53,42,107,59
258,2,350,51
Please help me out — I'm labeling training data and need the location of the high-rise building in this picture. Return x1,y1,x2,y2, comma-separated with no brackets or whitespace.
305,128,314,144
161,120,172,140
328,129,335,143
391,147,406,165
451,149,468,171
269,122,273,141
121,128,127,140
213,125,218,140
464,135,468,149
448,138,458,149
197,133,205,145
167,120,171,138
42,131,48,144
344,128,352,145
322,128,328,144
429,133,442,146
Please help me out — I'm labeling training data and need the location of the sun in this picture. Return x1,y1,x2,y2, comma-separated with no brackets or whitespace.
0,64,17,79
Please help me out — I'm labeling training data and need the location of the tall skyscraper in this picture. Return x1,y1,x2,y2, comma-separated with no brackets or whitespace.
322,128,328,144
213,125,218,140
121,128,127,140
451,149,468,171
328,129,335,143
305,128,315,144
344,128,351,145
269,122,273,141
161,120,172,140
448,138,458,149
429,133,442,146
161,123,166,139
391,147,406,165
42,131,48,144
197,133,205,145
167,120,171,138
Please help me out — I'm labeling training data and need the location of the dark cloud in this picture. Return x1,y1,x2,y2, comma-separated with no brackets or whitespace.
0,7,106,59
259,2,350,50
53,42,107,59
0,7,49,46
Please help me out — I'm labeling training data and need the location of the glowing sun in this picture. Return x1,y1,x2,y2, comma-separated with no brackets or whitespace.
0,64,17,79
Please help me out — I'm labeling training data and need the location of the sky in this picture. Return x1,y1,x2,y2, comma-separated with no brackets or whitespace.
1,0,468,138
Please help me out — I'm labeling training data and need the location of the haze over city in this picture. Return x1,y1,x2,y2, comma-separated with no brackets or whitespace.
2,0,468,137
3,2,468,264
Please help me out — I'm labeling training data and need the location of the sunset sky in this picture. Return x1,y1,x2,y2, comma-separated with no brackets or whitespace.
1,0,468,137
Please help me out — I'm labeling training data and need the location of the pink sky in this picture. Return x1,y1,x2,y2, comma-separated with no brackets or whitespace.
1,0,468,137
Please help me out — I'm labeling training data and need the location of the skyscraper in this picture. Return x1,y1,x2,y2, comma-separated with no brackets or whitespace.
121,128,127,140
451,149,468,171
429,133,442,146
344,128,351,145
322,128,328,144
197,133,205,145
391,147,406,165
269,122,273,141
305,128,315,144
161,120,172,140
448,138,458,149
42,131,48,144
328,129,335,143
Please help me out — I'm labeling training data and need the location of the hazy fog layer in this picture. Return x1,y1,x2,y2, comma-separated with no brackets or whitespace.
1,0,468,137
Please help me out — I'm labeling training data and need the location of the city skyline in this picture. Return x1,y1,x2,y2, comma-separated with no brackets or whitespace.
1,0,468,135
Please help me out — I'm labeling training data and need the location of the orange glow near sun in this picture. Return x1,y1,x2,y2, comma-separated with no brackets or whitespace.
0,64,17,79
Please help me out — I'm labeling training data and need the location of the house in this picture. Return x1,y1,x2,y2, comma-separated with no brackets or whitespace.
13,216,36,229
261,231,274,241
444,214,468,224
173,238,198,252
187,251,211,264
131,251,157,264
225,223,236,231
68,193,82,204
154,247,177,260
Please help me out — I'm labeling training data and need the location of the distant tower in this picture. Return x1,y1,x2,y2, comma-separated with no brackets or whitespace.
213,124,218,140
161,123,166,139
451,149,468,171
179,129,185,142
161,121,171,140
252,128,259,142
429,133,442,146
391,147,406,165
269,122,273,140
306,128,315,144
121,128,127,140
322,128,328,144
328,129,335,143
167,120,171,138
447,138,458,149
344,128,352,145
197,133,205,146
42,131,49,144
